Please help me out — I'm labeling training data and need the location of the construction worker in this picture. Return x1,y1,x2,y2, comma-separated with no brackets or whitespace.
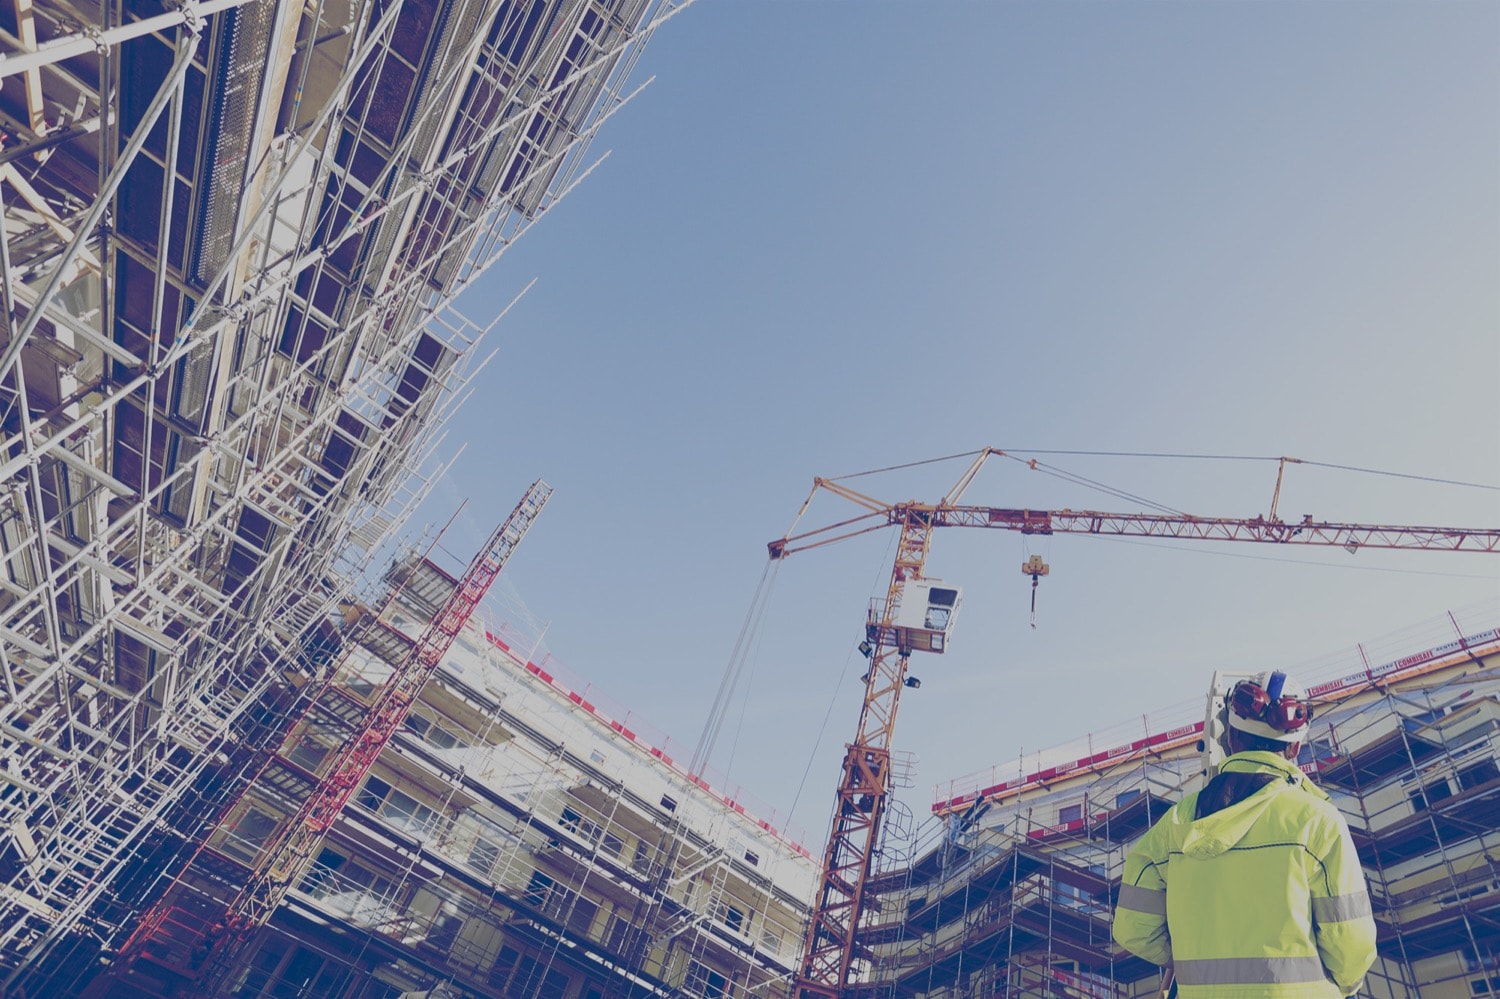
1112,670,1377,997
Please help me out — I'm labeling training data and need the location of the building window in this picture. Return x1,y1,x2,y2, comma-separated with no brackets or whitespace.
356,776,442,837
536,968,570,999
384,788,440,836
1410,778,1454,813
1464,936,1500,966
403,710,464,750
567,896,598,937
632,839,657,876
560,804,607,846
220,806,279,864
1115,789,1143,809
426,907,463,953
237,937,344,998
509,955,543,997
524,870,555,909
685,960,731,999
760,925,784,955
600,831,625,858
299,849,345,895
495,0,555,65
299,851,397,924
508,955,569,999
287,732,334,773
488,945,521,988
1458,758,1500,791
468,835,502,877
721,903,746,935
606,915,633,954
1058,803,1084,824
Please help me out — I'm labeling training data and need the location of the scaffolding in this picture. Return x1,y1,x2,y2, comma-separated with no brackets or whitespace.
848,609,1500,999
108,556,814,998
0,0,684,990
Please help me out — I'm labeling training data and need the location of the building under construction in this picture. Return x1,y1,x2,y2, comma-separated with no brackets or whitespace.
847,610,1500,999
4,0,1500,995
91,542,818,998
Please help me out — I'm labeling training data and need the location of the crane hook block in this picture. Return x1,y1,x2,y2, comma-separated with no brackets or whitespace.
1023,556,1048,630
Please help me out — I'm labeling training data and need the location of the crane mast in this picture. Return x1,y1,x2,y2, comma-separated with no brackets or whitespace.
185,481,551,994
795,509,937,996
779,449,1499,998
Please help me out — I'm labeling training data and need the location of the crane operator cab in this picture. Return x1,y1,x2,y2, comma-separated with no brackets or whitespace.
876,580,963,655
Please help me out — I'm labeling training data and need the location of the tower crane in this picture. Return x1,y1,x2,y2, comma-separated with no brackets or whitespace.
773,448,1499,999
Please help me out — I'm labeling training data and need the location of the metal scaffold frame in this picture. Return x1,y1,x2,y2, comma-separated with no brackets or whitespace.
105,554,810,998
0,0,689,989
1314,660,1500,997
840,613,1500,999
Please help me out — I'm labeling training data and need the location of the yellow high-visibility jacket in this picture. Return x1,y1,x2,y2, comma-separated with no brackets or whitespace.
1113,750,1377,998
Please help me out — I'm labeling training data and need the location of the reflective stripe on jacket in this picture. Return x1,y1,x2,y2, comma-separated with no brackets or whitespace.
1112,751,1377,998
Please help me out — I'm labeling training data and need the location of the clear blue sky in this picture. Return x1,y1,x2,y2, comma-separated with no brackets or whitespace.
423,0,1499,843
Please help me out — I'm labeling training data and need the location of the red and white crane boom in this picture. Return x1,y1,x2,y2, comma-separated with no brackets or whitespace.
186,480,551,994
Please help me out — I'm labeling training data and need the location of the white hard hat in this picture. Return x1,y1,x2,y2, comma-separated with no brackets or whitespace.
1227,670,1310,743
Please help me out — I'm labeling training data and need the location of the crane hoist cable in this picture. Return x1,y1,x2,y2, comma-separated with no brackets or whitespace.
1022,553,1049,629
692,557,780,779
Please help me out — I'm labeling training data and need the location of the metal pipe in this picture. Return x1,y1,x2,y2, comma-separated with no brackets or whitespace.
0,0,249,80
0,28,201,377
0,112,104,168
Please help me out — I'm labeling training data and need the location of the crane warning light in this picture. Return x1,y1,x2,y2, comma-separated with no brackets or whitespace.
883,579,962,654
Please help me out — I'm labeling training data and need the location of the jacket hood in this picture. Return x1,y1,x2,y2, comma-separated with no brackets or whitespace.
1180,752,1314,860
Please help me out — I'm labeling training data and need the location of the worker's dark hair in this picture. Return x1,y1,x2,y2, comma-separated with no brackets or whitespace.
1230,726,1300,756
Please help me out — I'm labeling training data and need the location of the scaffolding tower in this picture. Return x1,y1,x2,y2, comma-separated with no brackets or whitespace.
0,0,681,989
